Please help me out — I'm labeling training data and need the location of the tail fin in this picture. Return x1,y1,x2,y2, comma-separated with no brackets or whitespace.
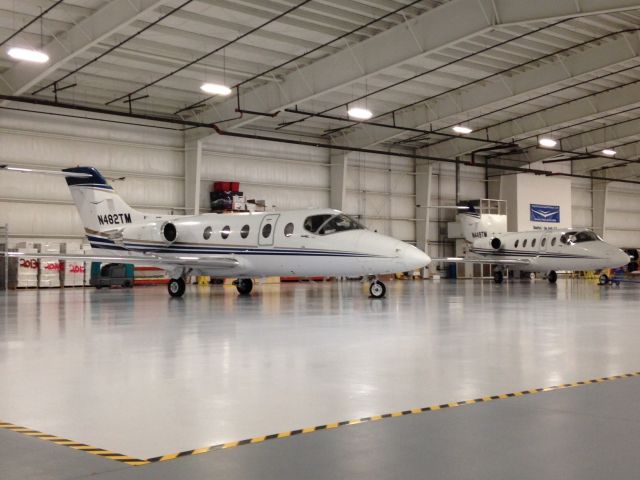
62,167,144,233
459,209,507,243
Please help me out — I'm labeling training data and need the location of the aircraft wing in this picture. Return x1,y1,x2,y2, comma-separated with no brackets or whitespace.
431,256,532,266
3,251,240,270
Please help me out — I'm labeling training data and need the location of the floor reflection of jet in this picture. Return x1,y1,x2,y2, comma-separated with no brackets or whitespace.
436,206,629,284
1,165,430,298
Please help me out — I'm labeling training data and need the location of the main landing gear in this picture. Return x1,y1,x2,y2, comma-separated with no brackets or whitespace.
235,278,254,295
168,277,186,298
493,270,504,284
547,270,558,284
369,280,386,299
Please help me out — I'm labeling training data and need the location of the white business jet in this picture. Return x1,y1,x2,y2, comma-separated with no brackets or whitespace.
442,205,629,284
0,166,430,298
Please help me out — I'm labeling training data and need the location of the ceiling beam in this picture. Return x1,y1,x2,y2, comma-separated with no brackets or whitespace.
0,0,167,96
191,0,640,137
332,32,640,149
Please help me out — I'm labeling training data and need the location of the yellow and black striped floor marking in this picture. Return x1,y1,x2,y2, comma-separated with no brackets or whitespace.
2,371,639,466
146,371,640,463
0,421,149,466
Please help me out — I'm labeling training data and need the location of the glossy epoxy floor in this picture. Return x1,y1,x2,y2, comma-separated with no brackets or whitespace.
1,279,640,459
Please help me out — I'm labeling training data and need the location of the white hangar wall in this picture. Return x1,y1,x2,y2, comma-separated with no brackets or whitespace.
0,108,184,244
5,107,639,251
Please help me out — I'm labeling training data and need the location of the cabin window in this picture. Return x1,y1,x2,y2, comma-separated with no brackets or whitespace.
531,238,537,248
514,240,519,248
221,225,230,240
203,226,212,240
262,223,272,238
551,237,556,246
284,222,294,237
523,239,528,248
241,224,250,239
541,238,546,247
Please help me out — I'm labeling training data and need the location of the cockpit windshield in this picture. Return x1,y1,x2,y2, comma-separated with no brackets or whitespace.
304,214,364,235
564,230,602,243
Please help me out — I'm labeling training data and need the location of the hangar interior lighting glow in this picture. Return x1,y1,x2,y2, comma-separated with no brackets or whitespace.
539,137,557,148
7,47,49,63
347,107,373,120
200,83,232,96
452,125,473,134
602,149,617,156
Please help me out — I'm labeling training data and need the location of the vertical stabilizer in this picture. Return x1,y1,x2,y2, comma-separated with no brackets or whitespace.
458,206,507,243
62,167,144,233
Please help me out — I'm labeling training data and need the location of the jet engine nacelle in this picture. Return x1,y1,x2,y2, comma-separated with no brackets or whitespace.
491,237,502,250
118,220,178,245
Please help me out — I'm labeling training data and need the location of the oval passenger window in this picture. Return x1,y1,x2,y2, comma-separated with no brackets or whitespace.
284,223,294,237
523,239,527,248
514,240,519,248
532,238,536,247
262,223,272,238
203,226,212,240
221,225,230,240
241,224,250,239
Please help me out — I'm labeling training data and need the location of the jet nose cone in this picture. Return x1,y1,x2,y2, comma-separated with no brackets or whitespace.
615,249,631,267
399,244,431,270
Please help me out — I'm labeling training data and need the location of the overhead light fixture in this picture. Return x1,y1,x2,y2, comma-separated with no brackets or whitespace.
539,137,557,148
602,148,617,156
452,125,473,134
7,47,49,63
347,107,373,120
200,83,232,96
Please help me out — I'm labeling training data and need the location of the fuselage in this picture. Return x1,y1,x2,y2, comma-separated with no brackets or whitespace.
87,208,431,277
469,229,629,272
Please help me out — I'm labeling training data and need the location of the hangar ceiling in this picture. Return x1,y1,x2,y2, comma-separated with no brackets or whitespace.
3,0,640,183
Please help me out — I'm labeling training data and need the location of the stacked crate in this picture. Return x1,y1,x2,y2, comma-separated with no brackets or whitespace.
36,243,61,288
210,181,244,212
61,243,85,287
11,242,39,288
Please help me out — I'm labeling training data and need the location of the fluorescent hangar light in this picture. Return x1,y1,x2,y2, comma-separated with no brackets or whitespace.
539,137,557,148
602,149,617,156
7,47,49,63
452,125,472,134
347,107,373,120
200,83,232,96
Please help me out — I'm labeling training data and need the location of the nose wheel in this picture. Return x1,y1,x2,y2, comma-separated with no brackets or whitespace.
369,280,386,299
493,270,504,284
168,277,186,297
235,278,253,295
547,270,558,283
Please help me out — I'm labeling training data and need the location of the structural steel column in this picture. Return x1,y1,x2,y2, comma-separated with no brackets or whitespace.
330,152,348,211
592,177,609,239
415,160,433,275
185,137,202,216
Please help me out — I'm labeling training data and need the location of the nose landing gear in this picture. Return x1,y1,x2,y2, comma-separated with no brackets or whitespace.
547,270,558,283
369,280,386,299
493,270,504,284
235,278,254,295
168,277,186,297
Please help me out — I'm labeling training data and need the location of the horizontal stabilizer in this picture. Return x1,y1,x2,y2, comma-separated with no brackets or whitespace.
3,251,240,270
0,165,92,178
431,257,531,265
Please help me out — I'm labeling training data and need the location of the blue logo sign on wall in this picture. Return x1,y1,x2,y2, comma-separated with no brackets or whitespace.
530,204,560,223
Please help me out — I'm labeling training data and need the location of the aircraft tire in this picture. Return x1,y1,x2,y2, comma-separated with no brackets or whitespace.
493,271,504,284
369,280,386,299
236,278,253,295
548,270,558,284
168,277,186,297
598,274,609,286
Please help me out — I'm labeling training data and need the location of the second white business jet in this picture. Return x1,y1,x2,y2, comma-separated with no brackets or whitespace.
441,206,629,284
1,165,430,298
